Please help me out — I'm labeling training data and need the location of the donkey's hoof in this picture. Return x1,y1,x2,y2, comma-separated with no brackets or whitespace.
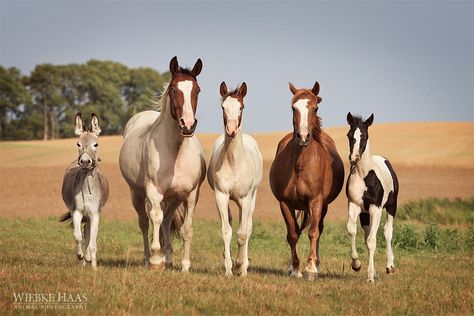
304,270,318,281
351,260,361,272
77,253,84,261
386,266,396,274
148,262,166,271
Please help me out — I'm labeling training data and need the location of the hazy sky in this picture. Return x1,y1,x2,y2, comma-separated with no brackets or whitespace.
1,0,473,133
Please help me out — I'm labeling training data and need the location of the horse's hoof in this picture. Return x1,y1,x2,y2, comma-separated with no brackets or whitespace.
165,262,173,270
304,270,318,281
351,260,361,272
386,266,396,274
367,277,375,283
77,253,84,261
225,271,233,278
148,262,166,271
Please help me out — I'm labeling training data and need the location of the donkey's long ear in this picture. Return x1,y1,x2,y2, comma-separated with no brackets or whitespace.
311,81,320,96
220,81,228,97
170,56,179,75
364,113,374,127
347,112,355,125
238,82,247,98
191,58,203,77
90,113,101,136
75,113,84,136
289,82,298,95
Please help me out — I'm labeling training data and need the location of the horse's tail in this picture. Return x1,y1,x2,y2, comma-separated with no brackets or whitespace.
159,203,186,247
59,212,89,228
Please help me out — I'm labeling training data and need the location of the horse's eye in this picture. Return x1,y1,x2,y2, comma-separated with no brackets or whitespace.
170,87,176,94
77,143,81,147
93,143,99,148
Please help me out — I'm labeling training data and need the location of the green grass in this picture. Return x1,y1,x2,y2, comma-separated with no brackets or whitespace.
1,216,473,315
398,197,474,225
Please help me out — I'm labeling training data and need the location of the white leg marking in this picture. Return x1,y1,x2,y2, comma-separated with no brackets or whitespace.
367,205,382,283
347,202,362,271
145,184,165,267
181,187,198,273
215,190,232,276
384,213,395,272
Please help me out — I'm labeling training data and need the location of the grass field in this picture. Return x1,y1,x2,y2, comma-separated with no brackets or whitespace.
1,200,473,315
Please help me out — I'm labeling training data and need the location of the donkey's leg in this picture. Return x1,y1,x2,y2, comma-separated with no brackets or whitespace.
384,213,396,274
131,191,150,265
367,205,382,283
89,212,100,269
72,210,84,264
83,221,91,262
215,190,232,276
145,183,165,269
305,197,323,281
234,191,255,276
280,201,301,278
347,202,362,271
180,186,199,273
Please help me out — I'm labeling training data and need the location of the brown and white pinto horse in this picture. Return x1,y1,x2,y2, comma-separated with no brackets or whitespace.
269,82,344,280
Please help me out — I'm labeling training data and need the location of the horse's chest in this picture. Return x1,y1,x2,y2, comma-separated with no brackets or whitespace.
347,175,366,206
215,166,253,198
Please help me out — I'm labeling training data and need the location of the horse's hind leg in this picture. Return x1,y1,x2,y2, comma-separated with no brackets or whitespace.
305,197,323,281
384,212,396,274
280,201,301,278
131,190,150,265
315,205,328,270
160,199,181,269
367,205,382,283
72,210,85,264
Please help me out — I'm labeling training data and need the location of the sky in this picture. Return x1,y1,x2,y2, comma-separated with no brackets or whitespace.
1,0,473,133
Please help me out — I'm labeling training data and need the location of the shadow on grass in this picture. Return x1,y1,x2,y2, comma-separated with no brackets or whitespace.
97,258,145,268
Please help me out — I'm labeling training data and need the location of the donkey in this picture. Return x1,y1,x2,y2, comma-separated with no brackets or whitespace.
346,113,399,283
61,113,109,269
270,82,344,280
119,56,206,271
207,82,263,276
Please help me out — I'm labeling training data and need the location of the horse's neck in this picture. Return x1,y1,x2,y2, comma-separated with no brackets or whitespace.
223,129,244,167
151,98,184,151
356,140,374,175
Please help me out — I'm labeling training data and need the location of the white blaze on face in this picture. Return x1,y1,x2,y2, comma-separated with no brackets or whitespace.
351,128,361,161
222,96,242,134
293,98,310,137
177,80,195,128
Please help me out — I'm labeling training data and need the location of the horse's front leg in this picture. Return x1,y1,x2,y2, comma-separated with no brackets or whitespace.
214,190,232,276
367,205,382,283
347,201,362,271
305,197,323,281
180,186,199,273
161,199,181,269
234,192,254,276
72,210,85,265
280,201,301,278
89,211,100,269
145,183,165,269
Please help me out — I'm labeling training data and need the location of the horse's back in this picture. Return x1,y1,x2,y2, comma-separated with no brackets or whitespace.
123,110,160,138
242,134,263,185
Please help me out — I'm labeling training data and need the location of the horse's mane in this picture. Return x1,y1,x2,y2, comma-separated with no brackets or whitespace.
152,82,170,125
313,115,322,141
350,114,365,126
221,84,243,101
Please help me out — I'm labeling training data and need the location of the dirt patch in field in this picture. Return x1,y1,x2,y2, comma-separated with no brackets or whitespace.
0,161,472,222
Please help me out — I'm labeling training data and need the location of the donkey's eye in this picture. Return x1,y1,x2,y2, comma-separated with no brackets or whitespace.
93,143,99,148
77,143,81,147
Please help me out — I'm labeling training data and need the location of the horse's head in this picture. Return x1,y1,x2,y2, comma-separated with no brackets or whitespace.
74,113,101,170
219,81,247,138
346,112,374,165
168,56,202,137
289,81,323,147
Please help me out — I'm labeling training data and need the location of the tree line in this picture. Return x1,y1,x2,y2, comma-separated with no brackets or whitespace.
0,60,170,140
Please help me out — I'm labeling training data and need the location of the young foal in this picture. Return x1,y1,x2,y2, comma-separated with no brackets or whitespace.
346,113,399,283
208,82,263,276
270,82,344,280
61,113,109,269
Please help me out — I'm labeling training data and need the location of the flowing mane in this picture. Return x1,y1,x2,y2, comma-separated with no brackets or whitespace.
152,82,170,125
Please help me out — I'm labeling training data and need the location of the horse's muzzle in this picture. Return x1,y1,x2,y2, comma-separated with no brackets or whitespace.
180,119,197,137
295,132,310,147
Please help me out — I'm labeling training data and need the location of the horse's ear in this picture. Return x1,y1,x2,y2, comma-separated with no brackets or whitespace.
364,113,374,127
289,82,298,95
220,81,228,97
317,96,323,103
169,56,179,75
312,81,320,96
90,113,101,136
191,58,202,77
75,113,84,136
347,112,355,125
238,82,247,98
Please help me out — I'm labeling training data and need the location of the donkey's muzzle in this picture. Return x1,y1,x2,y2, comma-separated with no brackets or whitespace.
180,119,197,137
78,153,94,169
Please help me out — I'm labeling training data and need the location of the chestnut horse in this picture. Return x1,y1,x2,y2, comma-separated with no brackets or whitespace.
269,82,344,280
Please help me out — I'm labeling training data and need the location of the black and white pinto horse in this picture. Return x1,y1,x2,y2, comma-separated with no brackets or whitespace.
345,113,399,283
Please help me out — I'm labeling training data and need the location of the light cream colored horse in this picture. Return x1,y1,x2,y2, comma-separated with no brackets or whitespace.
119,56,206,271
61,113,109,269
207,82,263,276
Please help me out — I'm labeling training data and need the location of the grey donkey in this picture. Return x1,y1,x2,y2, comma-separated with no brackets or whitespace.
60,113,109,269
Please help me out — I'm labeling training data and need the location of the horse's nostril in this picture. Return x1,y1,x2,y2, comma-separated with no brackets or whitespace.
296,133,301,139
